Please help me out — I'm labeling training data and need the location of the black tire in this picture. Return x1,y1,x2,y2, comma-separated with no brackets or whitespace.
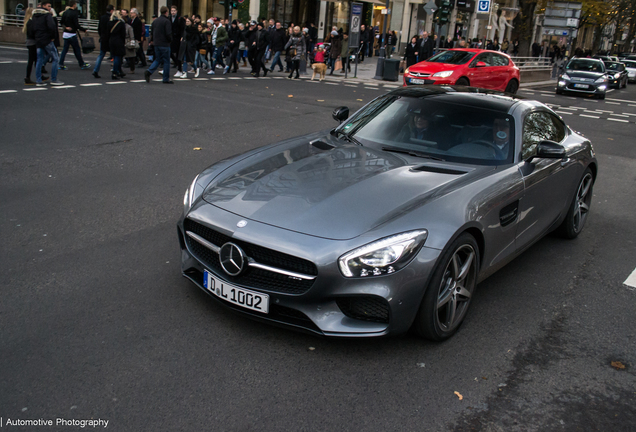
596,93,605,100
556,89,563,95
556,168,594,239
455,77,469,86
414,233,480,341
505,79,519,94
622,78,627,88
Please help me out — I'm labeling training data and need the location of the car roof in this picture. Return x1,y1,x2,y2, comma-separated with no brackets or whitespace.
388,86,523,113
446,48,511,57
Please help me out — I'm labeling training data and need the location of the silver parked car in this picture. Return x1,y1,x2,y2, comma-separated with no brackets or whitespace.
178,87,597,340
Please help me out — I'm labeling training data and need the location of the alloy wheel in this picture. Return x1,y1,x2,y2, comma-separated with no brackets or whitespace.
573,172,593,233
436,244,476,332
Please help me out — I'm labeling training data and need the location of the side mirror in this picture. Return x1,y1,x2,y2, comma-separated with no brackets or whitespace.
333,106,349,123
475,61,487,68
526,140,566,162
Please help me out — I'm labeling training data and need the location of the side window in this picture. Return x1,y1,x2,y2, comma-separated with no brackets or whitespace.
492,54,509,66
473,53,492,66
522,112,566,159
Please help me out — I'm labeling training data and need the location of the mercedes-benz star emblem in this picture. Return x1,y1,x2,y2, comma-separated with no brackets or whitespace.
237,220,247,228
219,243,245,276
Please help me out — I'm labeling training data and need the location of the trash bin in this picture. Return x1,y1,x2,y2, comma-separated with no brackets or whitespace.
383,59,400,81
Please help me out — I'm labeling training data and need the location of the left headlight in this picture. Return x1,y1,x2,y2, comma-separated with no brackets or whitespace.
614,73,621,79
183,174,200,213
404,67,410,75
338,230,428,278
432,70,453,78
595,76,607,83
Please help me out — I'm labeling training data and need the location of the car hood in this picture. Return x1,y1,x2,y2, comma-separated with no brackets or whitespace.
202,135,490,240
564,70,605,80
409,62,465,74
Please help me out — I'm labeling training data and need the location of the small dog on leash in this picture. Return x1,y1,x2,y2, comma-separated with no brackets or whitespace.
311,63,327,81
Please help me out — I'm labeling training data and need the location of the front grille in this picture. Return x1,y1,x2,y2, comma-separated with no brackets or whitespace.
184,219,317,295
336,296,390,324
410,72,431,77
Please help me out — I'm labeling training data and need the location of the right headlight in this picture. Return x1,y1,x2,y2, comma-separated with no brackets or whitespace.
183,174,200,213
595,76,607,83
338,230,428,278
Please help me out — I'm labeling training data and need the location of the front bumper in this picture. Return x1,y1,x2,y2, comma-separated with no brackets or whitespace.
403,74,454,87
557,78,607,95
178,203,441,337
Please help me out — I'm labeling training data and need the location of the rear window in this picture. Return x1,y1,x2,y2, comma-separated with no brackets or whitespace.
606,63,624,71
567,60,605,73
426,50,475,65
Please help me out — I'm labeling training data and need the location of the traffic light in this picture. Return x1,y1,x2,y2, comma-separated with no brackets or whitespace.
439,0,453,24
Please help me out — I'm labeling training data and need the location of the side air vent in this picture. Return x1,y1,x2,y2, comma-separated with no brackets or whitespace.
310,139,336,151
411,164,468,175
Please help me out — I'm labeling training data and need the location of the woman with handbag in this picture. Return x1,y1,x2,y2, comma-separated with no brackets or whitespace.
194,23,210,75
108,10,127,79
284,26,305,79
124,20,138,73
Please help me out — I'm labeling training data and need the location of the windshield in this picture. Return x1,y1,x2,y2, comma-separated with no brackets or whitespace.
339,95,515,166
622,61,636,68
425,50,475,65
567,60,605,73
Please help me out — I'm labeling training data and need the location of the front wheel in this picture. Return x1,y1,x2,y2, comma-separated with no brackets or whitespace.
595,93,605,100
455,77,469,86
505,79,519,94
414,233,480,341
556,168,594,239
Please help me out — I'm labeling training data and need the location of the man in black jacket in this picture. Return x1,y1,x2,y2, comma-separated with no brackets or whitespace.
33,1,63,85
251,21,270,77
268,21,285,72
359,24,368,61
130,8,147,67
92,4,114,78
169,5,185,77
145,6,173,83
419,31,434,61
59,1,90,70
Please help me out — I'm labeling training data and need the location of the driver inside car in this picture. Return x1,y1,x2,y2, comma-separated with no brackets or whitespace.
397,109,438,145
492,117,511,160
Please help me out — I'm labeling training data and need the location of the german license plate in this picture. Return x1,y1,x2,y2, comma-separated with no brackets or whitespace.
410,78,425,84
204,270,269,313
574,83,588,89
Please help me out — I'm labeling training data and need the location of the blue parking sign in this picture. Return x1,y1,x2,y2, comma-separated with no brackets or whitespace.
477,0,490,13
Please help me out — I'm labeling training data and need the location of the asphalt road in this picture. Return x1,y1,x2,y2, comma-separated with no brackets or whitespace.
1,46,635,431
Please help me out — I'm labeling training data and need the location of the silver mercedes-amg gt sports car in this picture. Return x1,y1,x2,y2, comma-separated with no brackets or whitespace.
178,87,597,340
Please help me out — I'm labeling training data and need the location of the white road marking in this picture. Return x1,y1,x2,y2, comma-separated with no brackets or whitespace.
608,118,629,123
129,79,146,83
17,60,28,63
228,77,242,79
271,77,285,79
364,87,379,90
192,78,209,80
23,87,47,91
624,267,636,289
345,85,358,88
555,111,573,115
607,98,634,103
51,85,76,89
0,46,28,51
606,101,620,105
630,104,636,108
610,114,629,117
580,114,600,119
595,109,614,113
0,90,18,94
325,82,339,85
622,112,636,116
243,77,257,80
105,81,126,85
0,61,13,64
152,79,163,82
80,83,102,86
557,106,578,110
542,94,555,97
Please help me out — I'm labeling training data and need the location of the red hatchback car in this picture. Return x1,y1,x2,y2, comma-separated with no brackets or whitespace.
403,49,521,93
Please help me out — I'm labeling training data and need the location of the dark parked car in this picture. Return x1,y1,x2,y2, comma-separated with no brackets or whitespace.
557,57,608,99
178,87,597,340
604,61,628,88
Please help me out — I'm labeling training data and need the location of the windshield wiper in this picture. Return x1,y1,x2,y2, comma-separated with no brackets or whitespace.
382,146,445,161
332,129,363,146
